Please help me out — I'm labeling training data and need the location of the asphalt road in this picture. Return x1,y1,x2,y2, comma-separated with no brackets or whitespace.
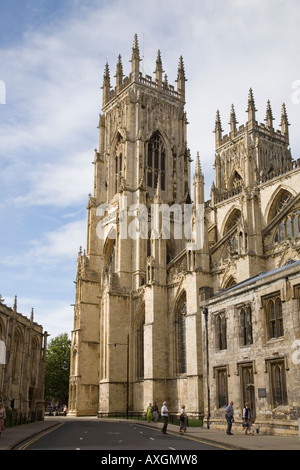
16,420,226,451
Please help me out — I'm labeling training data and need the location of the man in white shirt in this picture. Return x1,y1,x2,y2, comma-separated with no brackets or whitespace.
161,401,169,434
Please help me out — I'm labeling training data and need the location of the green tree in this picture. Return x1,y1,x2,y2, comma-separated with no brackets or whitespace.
0,294,5,304
45,333,71,405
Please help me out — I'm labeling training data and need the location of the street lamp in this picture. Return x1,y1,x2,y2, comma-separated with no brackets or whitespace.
108,334,129,419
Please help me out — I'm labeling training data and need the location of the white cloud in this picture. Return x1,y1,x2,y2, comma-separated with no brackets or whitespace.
5,295,74,339
2,219,87,268
12,151,93,207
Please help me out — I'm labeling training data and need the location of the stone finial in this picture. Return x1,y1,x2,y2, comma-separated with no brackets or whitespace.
246,88,257,122
13,295,17,313
154,50,164,86
265,100,275,130
229,104,238,134
130,33,141,78
176,56,187,99
102,61,111,106
214,110,223,145
115,54,124,90
195,152,202,176
280,103,290,140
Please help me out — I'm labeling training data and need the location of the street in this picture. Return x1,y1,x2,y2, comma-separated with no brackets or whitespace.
15,420,227,451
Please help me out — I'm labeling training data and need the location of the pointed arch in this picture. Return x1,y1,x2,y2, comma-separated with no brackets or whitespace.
222,275,236,290
103,227,117,272
221,206,241,237
265,186,295,224
173,290,187,375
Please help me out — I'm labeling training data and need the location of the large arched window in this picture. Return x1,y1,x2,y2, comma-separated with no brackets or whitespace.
136,308,145,380
267,188,293,224
222,208,241,237
175,292,187,375
12,328,23,381
104,236,116,274
146,132,166,191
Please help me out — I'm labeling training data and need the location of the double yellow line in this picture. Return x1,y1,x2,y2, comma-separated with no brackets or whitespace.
17,422,65,450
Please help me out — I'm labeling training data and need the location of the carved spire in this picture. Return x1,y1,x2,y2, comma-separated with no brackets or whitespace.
130,33,141,80
195,152,202,176
103,61,111,86
115,54,124,92
13,295,17,314
176,55,187,100
193,152,204,205
265,100,274,130
246,87,257,124
102,61,111,106
229,104,238,135
154,50,164,88
214,110,223,146
280,102,290,141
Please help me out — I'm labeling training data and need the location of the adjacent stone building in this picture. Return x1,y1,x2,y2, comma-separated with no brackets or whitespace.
69,35,300,434
0,297,46,418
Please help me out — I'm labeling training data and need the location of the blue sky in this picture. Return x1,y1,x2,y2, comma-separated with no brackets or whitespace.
1,0,300,339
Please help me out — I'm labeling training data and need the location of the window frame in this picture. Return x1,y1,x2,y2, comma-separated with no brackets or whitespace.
146,132,166,191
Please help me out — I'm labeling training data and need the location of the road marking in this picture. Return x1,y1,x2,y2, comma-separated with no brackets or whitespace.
169,447,176,450
134,423,233,451
149,437,155,440
17,422,65,450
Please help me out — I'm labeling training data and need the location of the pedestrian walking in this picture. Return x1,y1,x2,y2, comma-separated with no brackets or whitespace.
242,403,253,435
225,401,234,435
179,405,187,433
152,402,158,422
146,403,152,422
0,402,6,438
161,401,169,434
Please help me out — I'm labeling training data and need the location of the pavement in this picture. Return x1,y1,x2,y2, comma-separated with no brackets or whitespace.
0,415,299,451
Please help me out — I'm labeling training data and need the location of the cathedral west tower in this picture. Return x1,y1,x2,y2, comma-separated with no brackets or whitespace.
69,35,205,417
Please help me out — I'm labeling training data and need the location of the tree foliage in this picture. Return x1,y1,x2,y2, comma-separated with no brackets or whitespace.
45,333,71,405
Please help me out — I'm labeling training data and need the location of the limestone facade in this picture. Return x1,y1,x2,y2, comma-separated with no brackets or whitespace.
0,297,46,417
69,36,300,434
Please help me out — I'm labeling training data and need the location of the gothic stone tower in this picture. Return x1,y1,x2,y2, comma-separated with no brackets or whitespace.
208,90,292,291
69,35,206,417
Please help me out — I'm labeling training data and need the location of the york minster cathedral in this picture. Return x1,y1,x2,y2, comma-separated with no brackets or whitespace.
69,36,300,435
